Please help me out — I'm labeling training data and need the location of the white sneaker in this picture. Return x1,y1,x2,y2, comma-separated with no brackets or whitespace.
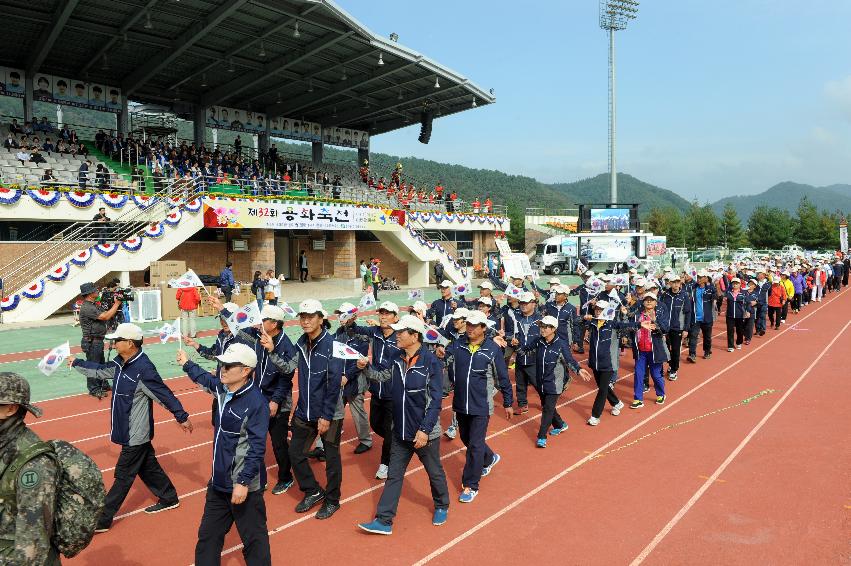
611,401,624,416
736,345,742,350
587,416,600,426
375,464,388,480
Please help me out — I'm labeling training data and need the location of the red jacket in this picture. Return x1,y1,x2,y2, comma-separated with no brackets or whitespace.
767,283,787,308
176,287,201,311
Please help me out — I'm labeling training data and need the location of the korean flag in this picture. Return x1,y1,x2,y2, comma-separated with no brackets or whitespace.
333,341,365,360
37,342,71,376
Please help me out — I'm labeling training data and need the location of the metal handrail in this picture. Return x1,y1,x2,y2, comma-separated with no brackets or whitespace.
0,179,205,294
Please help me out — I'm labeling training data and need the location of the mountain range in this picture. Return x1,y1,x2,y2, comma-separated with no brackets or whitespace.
711,181,851,220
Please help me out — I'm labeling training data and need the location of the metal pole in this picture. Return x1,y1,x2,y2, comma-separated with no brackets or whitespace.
609,27,617,205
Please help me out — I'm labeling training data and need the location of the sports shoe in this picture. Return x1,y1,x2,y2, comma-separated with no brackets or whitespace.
459,488,478,503
315,501,340,520
668,371,678,382
704,353,712,359
744,340,750,345
144,501,180,514
587,416,600,426
687,355,697,363
354,443,372,454
536,438,547,448
432,508,449,526
481,454,501,476
549,423,569,436
295,490,325,513
513,405,528,415
508,362,516,369
655,395,666,405
727,348,734,352
358,519,392,535
375,464,388,480
736,345,742,350
307,447,326,461
272,479,294,495
94,520,111,533
643,382,650,393
611,401,624,416
444,425,457,439
630,400,644,409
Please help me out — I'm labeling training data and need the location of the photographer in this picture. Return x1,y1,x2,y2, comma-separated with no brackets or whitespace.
78,282,122,398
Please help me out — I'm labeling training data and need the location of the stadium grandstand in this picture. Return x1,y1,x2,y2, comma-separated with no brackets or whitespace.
0,0,508,323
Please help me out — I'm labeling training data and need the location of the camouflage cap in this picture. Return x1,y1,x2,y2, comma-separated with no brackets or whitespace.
0,372,43,418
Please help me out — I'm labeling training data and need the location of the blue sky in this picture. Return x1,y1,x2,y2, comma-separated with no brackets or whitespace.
336,0,851,201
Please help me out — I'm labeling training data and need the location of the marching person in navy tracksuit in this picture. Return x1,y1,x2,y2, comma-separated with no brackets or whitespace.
441,310,514,503
582,301,647,426
687,271,716,362
509,291,542,414
177,343,272,566
356,315,450,534
427,280,457,327
725,277,750,351
517,315,590,447
658,274,692,381
630,292,669,408
70,323,193,532
544,284,580,349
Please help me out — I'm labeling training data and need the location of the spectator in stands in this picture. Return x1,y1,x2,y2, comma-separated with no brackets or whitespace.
472,198,481,214
4,134,18,150
78,160,91,188
37,117,53,133
234,135,242,157
447,190,457,213
29,148,46,165
22,121,33,135
59,125,71,140
8,119,22,135
41,169,57,184
15,148,30,165
42,138,53,154
484,197,493,213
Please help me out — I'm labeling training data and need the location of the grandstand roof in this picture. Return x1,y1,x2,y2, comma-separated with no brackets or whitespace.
2,0,495,136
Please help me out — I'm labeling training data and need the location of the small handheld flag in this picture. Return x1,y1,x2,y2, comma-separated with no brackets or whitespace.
38,342,71,376
168,269,205,289
359,293,376,309
576,261,588,275
626,255,640,269
337,305,359,323
504,283,522,298
452,282,471,298
408,289,424,301
333,341,365,360
424,325,449,346
279,302,298,318
227,302,262,333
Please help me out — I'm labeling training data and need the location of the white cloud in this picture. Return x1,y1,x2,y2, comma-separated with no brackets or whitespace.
825,76,851,121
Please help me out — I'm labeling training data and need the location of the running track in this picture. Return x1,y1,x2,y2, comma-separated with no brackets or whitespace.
21,291,848,565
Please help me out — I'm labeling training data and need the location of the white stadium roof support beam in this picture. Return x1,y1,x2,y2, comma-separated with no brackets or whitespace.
122,0,251,95
200,31,354,107
27,0,82,75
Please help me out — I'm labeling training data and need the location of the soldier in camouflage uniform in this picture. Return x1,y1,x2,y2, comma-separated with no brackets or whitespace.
0,372,62,565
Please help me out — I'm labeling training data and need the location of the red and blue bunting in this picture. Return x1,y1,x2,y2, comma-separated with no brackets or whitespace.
0,187,22,205
132,194,155,209
27,189,61,207
163,209,182,226
21,279,46,300
121,236,143,252
66,190,97,208
184,198,202,213
0,294,20,312
46,263,71,282
70,248,93,266
95,243,118,257
100,192,128,208
145,223,165,238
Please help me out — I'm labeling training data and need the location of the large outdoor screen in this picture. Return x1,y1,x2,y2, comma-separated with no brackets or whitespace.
590,208,631,232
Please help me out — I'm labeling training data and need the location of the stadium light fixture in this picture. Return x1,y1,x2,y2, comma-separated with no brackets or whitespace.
122,33,128,46
341,67,347,81
377,52,384,66
200,73,207,87
434,76,440,89
397,89,403,100
293,21,301,38
258,40,266,58
389,32,399,42
144,11,153,29
471,96,477,108
599,0,639,205
100,54,109,71
332,106,337,117
307,78,313,93
228,58,235,72
276,91,282,104
363,97,370,109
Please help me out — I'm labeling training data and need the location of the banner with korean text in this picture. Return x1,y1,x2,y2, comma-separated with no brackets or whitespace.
203,202,405,231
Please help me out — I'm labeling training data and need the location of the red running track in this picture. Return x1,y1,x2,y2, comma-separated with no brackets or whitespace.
26,290,846,565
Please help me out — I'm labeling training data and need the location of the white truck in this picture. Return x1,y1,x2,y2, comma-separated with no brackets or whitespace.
532,232,662,274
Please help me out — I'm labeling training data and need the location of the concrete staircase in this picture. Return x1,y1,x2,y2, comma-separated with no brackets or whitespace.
376,222,468,287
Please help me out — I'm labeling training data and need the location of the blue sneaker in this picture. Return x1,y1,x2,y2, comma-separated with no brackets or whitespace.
432,508,448,526
549,423,569,436
357,519,392,535
271,479,294,495
481,453,501,477
536,438,547,448
458,488,478,503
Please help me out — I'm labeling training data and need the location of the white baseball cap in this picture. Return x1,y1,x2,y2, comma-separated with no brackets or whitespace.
411,300,428,313
260,305,286,321
731,277,741,283
549,277,561,285
391,314,427,334
633,277,646,287
536,315,559,327
518,291,536,303
216,343,258,368
298,299,327,317
642,292,659,302
594,300,611,309
378,301,400,314
105,323,143,341
334,302,357,314
465,310,495,327
478,296,494,306
554,284,570,294
478,281,494,290
439,280,452,288
451,307,471,319
667,274,682,282
697,269,709,277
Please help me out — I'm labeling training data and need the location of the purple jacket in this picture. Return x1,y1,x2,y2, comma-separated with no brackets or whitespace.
790,273,805,294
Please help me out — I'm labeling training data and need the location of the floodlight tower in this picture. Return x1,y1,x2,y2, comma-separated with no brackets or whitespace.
599,0,638,205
